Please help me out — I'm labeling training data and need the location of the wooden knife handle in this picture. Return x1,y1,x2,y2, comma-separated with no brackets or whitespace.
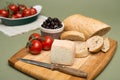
52,64,88,78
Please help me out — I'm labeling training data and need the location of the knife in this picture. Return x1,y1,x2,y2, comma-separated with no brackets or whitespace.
18,58,88,78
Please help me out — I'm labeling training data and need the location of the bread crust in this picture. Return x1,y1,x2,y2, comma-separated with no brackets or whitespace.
63,14,111,40
60,31,85,41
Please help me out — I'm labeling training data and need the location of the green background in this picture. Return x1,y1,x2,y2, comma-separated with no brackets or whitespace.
0,0,120,80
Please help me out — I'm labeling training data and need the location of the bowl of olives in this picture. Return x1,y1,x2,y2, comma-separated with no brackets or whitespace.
40,17,64,39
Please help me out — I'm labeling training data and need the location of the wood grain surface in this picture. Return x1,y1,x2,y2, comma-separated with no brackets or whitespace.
8,38,117,80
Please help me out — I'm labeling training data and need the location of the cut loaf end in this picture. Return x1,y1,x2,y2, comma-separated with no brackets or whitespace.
60,31,85,41
74,41,90,58
63,14,111,40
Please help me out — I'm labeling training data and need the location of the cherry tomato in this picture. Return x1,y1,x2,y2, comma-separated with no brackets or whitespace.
22,8,31,17
8,4,19,13
0,9,9,17
41,36,54,51
28,39,42,55
11,12,23,18
29,33,41,41
18,4,27,11
30,7,37,15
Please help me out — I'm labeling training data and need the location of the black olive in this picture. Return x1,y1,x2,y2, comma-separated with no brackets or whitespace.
41,17,62,29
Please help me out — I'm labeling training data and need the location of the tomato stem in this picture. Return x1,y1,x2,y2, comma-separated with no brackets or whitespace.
26,41,30,48
41,37,45,41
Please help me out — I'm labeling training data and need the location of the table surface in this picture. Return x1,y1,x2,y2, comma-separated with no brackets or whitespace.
0,0,120,80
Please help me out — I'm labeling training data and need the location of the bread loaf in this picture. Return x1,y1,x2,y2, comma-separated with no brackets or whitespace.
60,31,85,41
86,36,104,53
50,39,75,65
63,14,111,40
101,37,110,52
74,41,89,58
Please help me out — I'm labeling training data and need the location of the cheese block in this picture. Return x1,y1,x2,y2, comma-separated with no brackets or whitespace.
50,39,75,65
74,41,90,58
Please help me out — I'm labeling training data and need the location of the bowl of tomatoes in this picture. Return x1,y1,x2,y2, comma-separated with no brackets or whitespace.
0,4,42,26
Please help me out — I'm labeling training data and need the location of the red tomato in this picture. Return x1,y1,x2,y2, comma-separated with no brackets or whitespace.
8,4,19,13
30,8,37,15
18,4,27,11
11,13,23,18
41,36,54,51
29,33,41,41
28,39,42,55
0,9,9,17
22,9,31,17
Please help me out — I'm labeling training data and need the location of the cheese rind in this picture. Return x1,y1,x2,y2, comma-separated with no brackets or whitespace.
50,39,75,65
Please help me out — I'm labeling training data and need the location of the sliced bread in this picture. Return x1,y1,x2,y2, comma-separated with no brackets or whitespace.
86,35,104,53
101,37,110,52
60,31,85,41
74,41,89,58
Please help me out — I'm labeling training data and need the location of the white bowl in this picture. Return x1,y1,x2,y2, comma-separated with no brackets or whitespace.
40,23,64,39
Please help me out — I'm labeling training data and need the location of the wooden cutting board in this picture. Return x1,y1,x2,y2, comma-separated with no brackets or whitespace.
8,38,117,80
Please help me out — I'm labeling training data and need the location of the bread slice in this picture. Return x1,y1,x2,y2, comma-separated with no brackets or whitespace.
74,41,89,58
60,31,85,41
86,36,104,53
101,37,110,52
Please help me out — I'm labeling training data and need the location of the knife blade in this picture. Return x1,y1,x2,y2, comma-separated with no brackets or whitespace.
18,58,88,78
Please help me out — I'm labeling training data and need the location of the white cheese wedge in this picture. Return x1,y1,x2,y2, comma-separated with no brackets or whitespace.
50,39,75,65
